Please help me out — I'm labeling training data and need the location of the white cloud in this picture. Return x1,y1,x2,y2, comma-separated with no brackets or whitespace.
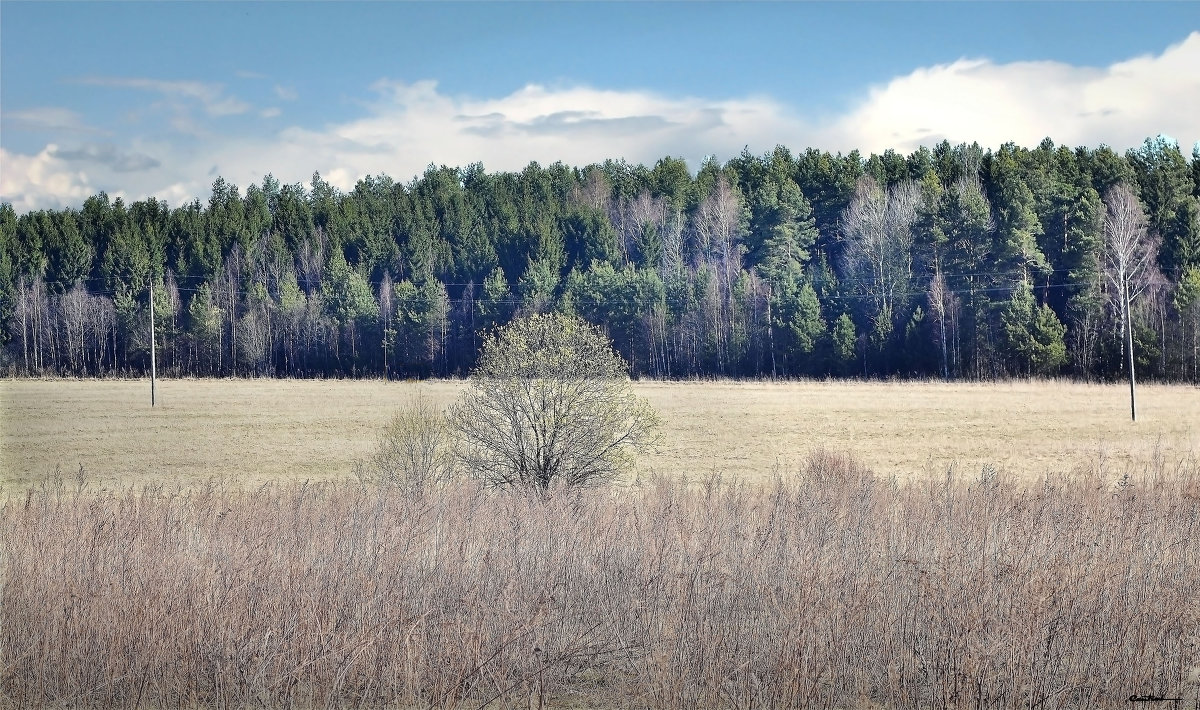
260,107,282,119
236,79,800,193
1,107,105,134
0,146,98,212
274,85,298,101
6,33,1199,212
827,31,1200,154
74,76,251,116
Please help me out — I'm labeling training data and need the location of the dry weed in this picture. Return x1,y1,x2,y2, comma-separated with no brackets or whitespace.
3,452,1199,709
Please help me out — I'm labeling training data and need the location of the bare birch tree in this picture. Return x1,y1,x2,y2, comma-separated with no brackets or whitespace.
927,272,958,379
841,177,923,342
573,168,612,214
1103,183,1160,421
379,271,394,380
690,176,748,372
692,176,746,285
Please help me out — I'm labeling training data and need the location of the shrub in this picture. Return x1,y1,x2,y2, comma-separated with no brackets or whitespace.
353,394,456,493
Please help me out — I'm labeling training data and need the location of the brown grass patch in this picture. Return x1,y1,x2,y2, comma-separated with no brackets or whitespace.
2,378,1198,490
3,454,1198,708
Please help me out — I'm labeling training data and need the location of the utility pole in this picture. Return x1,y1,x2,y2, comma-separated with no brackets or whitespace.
1125,288,1137,422
766,282,776,379
149,279,157,407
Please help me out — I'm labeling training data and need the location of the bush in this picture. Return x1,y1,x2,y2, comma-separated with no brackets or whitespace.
353,394,456,493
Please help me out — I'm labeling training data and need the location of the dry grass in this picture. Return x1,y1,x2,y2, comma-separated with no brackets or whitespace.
3,454,1199,709
2,378,1199,490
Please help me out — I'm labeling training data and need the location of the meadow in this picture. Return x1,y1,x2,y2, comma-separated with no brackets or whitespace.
4,455,1199,709
3,377,1198,490
3,378,1200,709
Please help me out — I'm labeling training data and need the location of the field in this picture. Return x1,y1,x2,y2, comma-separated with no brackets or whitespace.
4,377,1200,709
2,377,1199,490
5,454,1200,709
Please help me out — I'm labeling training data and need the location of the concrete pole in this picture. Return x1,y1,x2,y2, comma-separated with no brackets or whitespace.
1125,287,1136,422
149,279,157,408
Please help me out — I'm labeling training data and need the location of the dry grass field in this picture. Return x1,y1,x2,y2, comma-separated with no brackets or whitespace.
1,377,1198,490
5,458,1199,709
4,378,1200,709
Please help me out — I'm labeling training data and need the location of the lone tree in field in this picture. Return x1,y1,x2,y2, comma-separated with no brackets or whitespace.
1103,183,1160,422
450,312,659,495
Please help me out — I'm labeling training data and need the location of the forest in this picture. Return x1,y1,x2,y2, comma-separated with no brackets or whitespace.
1,136,1198,382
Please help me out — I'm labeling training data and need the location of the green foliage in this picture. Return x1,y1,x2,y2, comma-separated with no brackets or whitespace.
560,204,619,272
1030,303,1068,375
187,282,223,369
649,156,694,212
321,251,378,325
450,312,658,495
988,144,1048,279
0,204,16,332
759,183,819,282
277,267,306,313
102,225,152,299
390,277,448,371
2,139,1198,382
517,256,559,313
478,266,513,330
771,270,825,373
563,261,666,371
1173,266,1200,313
1001,283,1067,376
43,211,92,289
832,313,857,375
731,150,817,266
634,221,664,269
1127,136,1199,272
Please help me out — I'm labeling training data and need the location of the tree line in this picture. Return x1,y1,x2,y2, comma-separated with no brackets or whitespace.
1,136,1198,382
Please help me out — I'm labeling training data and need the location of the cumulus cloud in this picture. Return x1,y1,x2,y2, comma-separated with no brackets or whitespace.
5,32,1199,212
0,146,99,212
827,31,1200,154
239,79,800,191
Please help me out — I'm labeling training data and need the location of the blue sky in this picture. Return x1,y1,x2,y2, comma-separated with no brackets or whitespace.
3,1,1199,212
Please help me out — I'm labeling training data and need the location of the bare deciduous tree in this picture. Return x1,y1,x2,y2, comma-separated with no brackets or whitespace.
689,176,749,373
572,168,612,214
692,176,746,284
842,177,923,341
450,312,659,496
927,272,959,380
1103,183,1160,421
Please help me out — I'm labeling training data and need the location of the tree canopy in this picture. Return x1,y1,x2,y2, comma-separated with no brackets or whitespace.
2,136,1198,382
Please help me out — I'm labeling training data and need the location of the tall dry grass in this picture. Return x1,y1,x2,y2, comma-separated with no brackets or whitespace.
3,453,1200,709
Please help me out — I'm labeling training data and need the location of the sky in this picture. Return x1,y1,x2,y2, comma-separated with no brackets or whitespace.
2,1,1199,213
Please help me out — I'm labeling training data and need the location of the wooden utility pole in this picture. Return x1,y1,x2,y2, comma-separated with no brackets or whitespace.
149,279,157,407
